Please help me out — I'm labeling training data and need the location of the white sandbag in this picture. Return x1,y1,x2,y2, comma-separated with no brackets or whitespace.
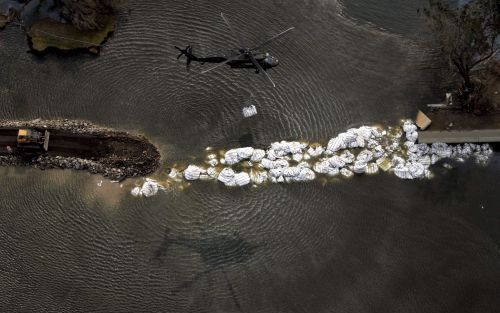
292,153,303,162
295,168,316,181
366,163,379,174
261,158,290,170
431,143,452,158
371,128,384,138
297,161,311,169
266,148,278,160
356,150,373,163
250,149,266,162
358,126,374,140
403,121,417,134
242,105,258,118
234,172,251,186
391,156,405,167
131,187,141,197
260,158,274,169
289,142,304,154
481,144,493,153
407,162,425,178
141,179,160,197
474,153,490,164
326,136,346,153
343,132,357,144
356,135,365,148
274,159,290,168
348,140,360,149
340,151,355,164
367,139,379,149
238,147,254,159
206,167,218,178
418,155,431,167
307,145,324,157
313,161,330,174
326,166,340,176
387,140,400,152
328,155,346,168
184,165,202,180
394,165,411,179
224,150,240,165
218,168,235,185
271,141,304,155
406,131,418,142
283,167,301,177
353,161,367,174
372,145,385,158
224,147,254,165
269,168,284,178
340,168,354,178
208,158,218,167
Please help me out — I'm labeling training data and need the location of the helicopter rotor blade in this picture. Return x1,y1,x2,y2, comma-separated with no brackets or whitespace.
220,12,245,47
201,53,244,74
248,53,276,88
251,27,295,51
175,46,183,59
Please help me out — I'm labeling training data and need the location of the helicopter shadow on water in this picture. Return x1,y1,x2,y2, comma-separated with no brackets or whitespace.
152,227,261,308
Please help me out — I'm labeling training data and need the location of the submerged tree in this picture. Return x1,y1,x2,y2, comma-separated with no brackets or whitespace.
421,0,499,111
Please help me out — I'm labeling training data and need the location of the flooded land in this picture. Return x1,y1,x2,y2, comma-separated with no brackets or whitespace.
0,1,499,312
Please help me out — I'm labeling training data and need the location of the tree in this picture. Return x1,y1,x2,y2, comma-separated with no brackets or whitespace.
61,0,119,31
421,0,499,111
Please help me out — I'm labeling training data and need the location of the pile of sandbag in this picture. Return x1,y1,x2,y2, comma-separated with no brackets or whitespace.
134,120,494,196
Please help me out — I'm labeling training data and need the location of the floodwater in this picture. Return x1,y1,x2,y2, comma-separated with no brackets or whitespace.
1,0,499,312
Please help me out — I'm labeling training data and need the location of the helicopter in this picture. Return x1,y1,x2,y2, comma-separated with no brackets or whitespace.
175,13,294,87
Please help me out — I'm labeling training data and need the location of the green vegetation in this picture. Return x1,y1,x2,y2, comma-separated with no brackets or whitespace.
421,0,499,113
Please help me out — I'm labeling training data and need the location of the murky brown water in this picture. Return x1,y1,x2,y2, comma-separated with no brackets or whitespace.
0,0,499,312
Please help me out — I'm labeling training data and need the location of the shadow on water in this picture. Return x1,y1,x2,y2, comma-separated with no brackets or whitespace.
153,228,259,302
238,132,254,147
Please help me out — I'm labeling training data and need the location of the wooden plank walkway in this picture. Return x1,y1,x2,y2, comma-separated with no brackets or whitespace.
418,129,500,144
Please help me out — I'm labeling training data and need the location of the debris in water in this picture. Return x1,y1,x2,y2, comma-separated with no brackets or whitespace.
131,179,163,197
242,105,258,118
